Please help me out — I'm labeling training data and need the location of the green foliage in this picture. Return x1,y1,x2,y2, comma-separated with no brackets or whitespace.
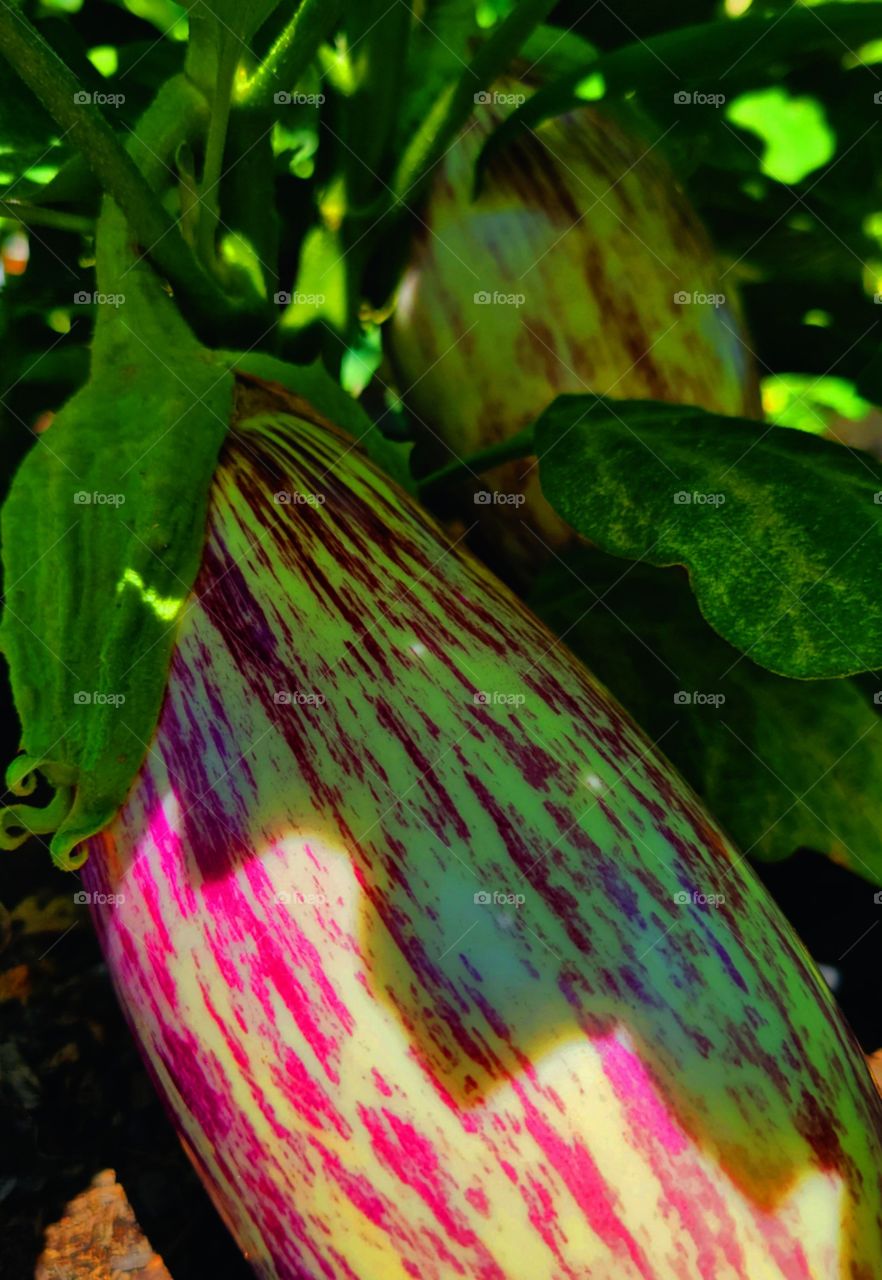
478,4,882,167
764,375,873,434
531,550,882,884
534,396,882,678
0,220,231,868
726,89,836,185
0,86,62,194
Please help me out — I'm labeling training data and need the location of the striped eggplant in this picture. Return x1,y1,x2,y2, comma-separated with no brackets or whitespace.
77,388,882,1279
386,83,760,583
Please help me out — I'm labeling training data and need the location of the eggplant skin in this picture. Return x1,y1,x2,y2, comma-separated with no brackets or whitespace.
82,409,882,1279
386,88,760,584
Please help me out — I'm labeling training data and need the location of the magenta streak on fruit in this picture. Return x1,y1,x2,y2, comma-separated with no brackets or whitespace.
81,408,882,1279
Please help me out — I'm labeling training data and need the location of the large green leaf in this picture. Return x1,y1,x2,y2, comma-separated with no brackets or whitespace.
531,549,882,885
534,395,882,678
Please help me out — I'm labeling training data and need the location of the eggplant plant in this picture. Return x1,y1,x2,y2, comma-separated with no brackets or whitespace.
2,4,882,1280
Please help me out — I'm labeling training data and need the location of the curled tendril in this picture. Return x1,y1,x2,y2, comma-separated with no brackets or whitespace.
2,755,84,864
50,831,90,872
0,783,75,854
5,753,43,797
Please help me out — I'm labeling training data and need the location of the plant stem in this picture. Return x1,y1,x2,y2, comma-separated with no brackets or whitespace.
93,78,218,360
418,427,536,495
0,201,93,234
392,0,557,202
236,0,342,110
0,5,233,331
197,32,238,269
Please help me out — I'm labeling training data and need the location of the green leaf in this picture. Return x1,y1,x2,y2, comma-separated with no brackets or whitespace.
534,395,882,678
0,238,232,869
280,224,348,334
530,550,882,885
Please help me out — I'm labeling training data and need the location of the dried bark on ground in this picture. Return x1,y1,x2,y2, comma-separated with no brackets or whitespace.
35,1170,172,1280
